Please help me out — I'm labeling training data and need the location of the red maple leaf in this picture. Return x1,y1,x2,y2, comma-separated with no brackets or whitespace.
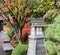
22,22,31,37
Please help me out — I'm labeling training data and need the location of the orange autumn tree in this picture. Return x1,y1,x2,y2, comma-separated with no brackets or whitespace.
0,0,37,44
22,22,31,41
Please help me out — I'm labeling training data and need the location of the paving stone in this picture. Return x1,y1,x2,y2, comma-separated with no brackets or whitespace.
0,52,6,55
0,32,10,43
0,41,6,55
3,43,14,51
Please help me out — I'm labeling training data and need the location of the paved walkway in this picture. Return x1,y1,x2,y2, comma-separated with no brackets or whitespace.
0,31,7,55
0,31,13,55
0,40,6,55
0,31,10,43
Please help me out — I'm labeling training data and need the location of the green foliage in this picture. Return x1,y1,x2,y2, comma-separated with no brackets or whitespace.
30,1,54,18
57,44,60,55
45,15,60,41
8,29,14,39
45,15,60,55
45,41,60,55
45,40,56,55
44,9,60,24
11,44,28,55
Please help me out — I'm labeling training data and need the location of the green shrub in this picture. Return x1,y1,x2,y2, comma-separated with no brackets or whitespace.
11,44,28,55
45,40,56,55
7,29,14,39
45,15,60,55
29,2,54,18
45,15,60,41
56,44,60,55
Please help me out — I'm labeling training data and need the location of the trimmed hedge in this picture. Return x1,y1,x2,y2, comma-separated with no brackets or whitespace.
11,44,28,55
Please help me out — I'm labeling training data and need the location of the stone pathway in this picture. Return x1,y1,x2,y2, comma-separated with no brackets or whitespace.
0,40,6,55
0,31,13,55
0,31,10,55
0,31,10,43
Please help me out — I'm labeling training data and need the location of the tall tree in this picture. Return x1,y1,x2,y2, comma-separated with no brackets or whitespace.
0,0,38,44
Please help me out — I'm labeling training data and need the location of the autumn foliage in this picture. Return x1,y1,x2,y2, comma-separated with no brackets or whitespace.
22,22,31,37
0,0,33,43
12,22,31,41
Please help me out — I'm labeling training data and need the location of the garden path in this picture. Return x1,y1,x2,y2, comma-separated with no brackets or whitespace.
0,31,9,55
0,40,6,55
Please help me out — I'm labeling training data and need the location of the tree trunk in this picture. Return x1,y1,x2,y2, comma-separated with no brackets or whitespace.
54,0,57,8
18,28,22,44
15,31,22,44
15,27,24,44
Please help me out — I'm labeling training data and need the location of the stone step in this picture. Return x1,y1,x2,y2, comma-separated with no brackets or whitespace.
4,41,10,43
0,40,6,55
0,32,10,43
3,43,14,52
0,52,6,55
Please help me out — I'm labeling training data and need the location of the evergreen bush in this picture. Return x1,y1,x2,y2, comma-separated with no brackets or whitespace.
11,44,28,55
45,15,60,55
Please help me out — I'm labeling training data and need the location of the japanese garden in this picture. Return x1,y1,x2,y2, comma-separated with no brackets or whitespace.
0,0,60,55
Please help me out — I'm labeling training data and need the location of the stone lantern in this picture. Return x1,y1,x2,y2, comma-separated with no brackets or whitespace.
27,18,47,55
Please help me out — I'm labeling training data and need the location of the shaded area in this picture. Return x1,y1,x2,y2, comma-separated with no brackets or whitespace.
0,0,2,3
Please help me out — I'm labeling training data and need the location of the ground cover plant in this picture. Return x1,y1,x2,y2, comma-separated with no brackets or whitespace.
45,15,60,55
